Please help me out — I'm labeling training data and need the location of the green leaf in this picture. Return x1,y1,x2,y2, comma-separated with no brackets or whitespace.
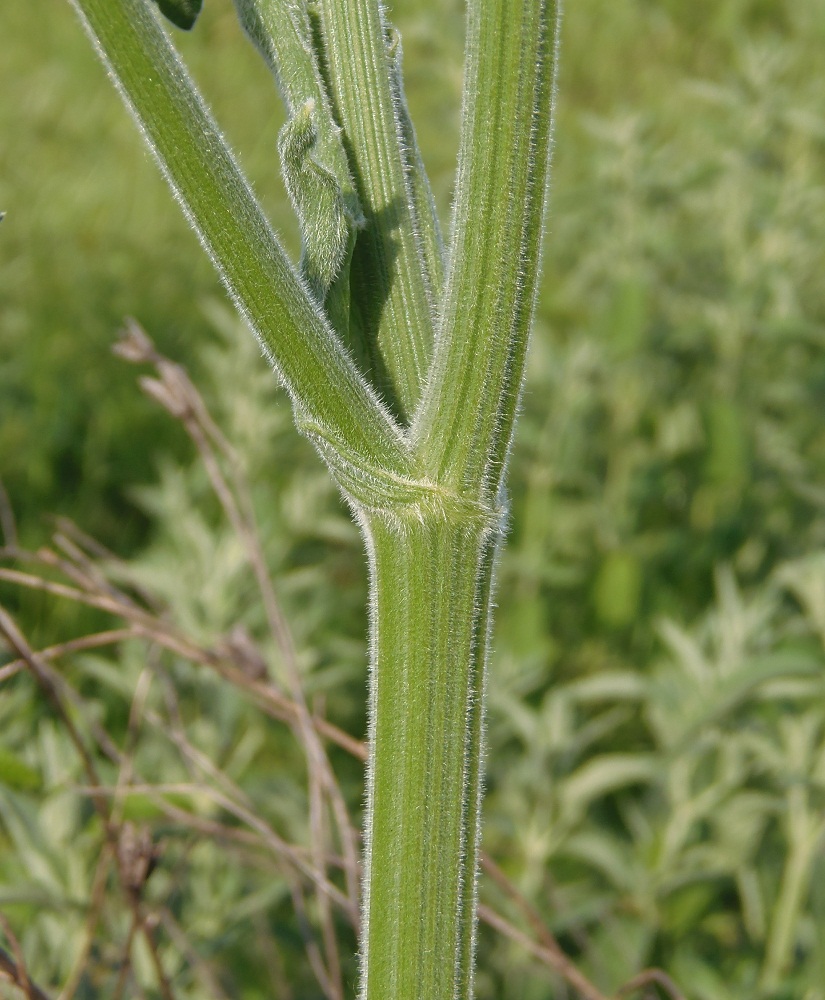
153,0,203,30
0,748,41,792
560,753,660,822
592,549,643,628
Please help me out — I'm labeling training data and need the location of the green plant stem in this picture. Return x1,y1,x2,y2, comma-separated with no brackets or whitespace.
66,3,560,997
761,786,825,990
317,0,436,420
414,0,560,496
69,0,406,473
359,509,500,1000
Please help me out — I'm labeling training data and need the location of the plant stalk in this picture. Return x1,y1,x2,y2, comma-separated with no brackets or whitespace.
65,2,560,997
357,508,501,1000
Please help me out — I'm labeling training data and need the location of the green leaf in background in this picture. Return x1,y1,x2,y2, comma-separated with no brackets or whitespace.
605,278,649,357
153,0,203,31
0,747,41,792
593,549,643,629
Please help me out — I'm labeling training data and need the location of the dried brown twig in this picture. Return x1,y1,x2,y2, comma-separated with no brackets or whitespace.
0,915,51,1000
124,320,354,998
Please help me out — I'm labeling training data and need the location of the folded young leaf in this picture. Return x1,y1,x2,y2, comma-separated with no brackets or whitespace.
233,0,362,340
279,101,360,330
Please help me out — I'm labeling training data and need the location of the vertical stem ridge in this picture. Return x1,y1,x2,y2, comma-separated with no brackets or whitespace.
455,536,498,993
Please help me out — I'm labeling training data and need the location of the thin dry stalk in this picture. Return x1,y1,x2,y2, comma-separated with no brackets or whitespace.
53,516,165,612
0,914,51,1000
0,562,363,757
144,694,354,902
78,781,351,914
111,914,141,1000
617,970,687,1000
0,948,51,1000
0,628,137,683
139,916,176,1000
57,844,114,1000
123,321,359,978
477,904,611,1000
0,607,106,808
481,853,598,982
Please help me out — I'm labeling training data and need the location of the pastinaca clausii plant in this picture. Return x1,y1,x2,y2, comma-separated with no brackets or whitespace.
65,0,560,996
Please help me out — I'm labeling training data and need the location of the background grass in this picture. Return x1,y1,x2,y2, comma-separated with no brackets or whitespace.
3,0,825,997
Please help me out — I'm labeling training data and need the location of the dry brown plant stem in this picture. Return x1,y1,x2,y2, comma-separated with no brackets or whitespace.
130,324,353,998
0,913,51,1000
0,610,175,1000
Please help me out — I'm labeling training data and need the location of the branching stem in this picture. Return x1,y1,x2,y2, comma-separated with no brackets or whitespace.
64,1,561,997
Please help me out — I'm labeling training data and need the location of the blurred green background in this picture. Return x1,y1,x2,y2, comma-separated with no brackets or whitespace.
3,0,825,997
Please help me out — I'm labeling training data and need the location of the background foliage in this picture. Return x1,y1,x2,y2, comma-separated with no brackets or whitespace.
2,0,825,997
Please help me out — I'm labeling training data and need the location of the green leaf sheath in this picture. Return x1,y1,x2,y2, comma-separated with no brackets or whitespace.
68,0,408,476
358,509,501,1000
414,0,561,496
232,0,362,334
316,0,436,422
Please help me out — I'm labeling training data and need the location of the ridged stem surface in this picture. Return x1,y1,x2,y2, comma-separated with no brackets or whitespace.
65,3,561,999
359,510,499,1000
68,0,407,473
317,0,436,420
414,0,560,498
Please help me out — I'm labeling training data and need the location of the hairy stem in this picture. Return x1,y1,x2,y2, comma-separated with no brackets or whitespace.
69,0,407,471
358,509,500,1000
316,0,436,420
414,0,560,497
65,2,560,997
